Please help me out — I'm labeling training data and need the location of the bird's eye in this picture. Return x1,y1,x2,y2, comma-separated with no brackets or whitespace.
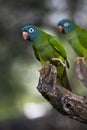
29,28,35,33
64,22,69,27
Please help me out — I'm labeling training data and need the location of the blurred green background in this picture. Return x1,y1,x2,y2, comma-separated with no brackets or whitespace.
0,0,87,129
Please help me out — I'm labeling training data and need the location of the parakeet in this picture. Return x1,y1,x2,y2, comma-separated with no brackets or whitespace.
57,19,87,62
21,25,71,90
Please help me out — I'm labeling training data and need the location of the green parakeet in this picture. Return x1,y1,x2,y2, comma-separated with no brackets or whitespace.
57,19,87,62
21,25,71,90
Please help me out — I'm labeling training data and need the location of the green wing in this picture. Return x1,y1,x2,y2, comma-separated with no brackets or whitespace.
75,24,87,49
49,37,67,58
49,37,69,68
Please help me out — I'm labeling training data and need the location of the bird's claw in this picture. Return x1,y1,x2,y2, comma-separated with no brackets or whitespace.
75,57,86,64
51,58,66,67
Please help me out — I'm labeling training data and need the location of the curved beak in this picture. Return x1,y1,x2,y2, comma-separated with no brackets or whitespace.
22,32,28,40
57,25,63,32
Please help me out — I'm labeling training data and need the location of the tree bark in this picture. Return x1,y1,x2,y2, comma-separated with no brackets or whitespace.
75,58,87,87
37,61,87,124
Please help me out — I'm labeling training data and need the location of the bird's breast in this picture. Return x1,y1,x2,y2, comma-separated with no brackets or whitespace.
36,44,58,61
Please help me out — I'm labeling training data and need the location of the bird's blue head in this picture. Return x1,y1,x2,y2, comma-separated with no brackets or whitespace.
21,25,40,42
57,19,74,34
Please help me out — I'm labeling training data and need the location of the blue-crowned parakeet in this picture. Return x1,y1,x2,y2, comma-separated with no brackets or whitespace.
21,25,71,90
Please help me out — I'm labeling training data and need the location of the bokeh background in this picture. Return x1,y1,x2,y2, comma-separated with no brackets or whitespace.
0,0,87,129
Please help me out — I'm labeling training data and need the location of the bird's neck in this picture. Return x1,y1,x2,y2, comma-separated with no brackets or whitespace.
32,31,51,47
66,30,77,40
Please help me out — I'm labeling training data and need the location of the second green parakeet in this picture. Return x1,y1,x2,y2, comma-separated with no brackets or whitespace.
57,19,87,62
21,25,71,90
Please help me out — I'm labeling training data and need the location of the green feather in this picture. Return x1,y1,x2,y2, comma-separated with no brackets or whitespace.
66,29,87,57
63,20,87,57
75,23,87,49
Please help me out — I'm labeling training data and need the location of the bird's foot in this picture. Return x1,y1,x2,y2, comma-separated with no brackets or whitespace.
75,57,86,64
51,58,66,67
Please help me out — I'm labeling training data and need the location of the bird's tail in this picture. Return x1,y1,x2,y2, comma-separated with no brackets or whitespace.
57,67,71,91
61,68,71,91
66,58,70,68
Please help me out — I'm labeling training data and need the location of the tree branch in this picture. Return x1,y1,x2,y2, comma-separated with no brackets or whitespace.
75,58,87,87
37,61,87,124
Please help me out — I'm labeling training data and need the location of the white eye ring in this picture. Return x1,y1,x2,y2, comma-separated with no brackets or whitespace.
64,22,69,27
29,28,34,33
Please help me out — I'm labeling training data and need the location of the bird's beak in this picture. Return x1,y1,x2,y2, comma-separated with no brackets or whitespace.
57,25,63,32
22,32,29,40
